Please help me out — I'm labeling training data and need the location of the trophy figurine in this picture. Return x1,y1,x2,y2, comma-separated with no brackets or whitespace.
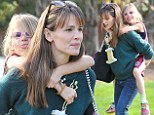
105,47,117,64
104,32,117,64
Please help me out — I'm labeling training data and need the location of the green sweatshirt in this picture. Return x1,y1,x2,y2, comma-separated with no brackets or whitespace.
110,31,154,80
0,67,96,115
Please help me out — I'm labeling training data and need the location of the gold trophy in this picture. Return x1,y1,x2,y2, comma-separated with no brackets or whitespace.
104,32,117,64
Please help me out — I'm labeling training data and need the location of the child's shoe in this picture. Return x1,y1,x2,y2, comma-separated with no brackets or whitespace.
141,102,150,115
106,102,115,113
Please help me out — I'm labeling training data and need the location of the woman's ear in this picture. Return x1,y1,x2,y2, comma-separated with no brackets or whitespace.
44,28,53,42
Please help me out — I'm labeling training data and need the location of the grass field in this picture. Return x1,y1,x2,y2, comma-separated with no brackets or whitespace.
95,80,154,115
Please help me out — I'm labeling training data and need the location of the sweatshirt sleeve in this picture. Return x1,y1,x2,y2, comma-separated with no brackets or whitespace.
0,75,12,114
126,31,154,60
0,68,25,114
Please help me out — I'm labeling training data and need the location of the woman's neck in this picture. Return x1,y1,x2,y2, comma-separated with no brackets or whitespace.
54,55,69,66
52,48,69,66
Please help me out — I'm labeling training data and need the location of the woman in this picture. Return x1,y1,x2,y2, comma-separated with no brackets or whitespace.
99,3,153,115
0,1,96,115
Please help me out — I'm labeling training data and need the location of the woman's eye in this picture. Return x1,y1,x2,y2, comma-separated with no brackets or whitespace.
66,28,72,31
78,27,83,31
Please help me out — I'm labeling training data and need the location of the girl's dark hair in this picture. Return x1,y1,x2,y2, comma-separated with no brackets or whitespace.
99,3,123,47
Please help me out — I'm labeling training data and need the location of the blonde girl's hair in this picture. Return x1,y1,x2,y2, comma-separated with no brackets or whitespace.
99,3,123,47
122,3,143,24
1,14,38,57
23,1,85,108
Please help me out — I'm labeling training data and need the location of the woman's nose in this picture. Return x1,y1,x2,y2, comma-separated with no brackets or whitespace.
74,30,83,40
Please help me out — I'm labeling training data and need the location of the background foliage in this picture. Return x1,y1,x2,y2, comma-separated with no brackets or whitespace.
0,0,154,56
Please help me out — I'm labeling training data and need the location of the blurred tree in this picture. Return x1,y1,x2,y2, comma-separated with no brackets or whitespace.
0,1,17,33
74,0,100,55
0,0,36,31
35,0,51,17
143,0,154,48
0,1,17,55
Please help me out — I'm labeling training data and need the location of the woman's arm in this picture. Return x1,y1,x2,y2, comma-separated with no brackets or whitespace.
47,55,94,88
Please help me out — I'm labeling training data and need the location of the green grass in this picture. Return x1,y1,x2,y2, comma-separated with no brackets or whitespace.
95,80,154,115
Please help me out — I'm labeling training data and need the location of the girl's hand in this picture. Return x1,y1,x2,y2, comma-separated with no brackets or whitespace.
60,86,77,104
120,26,129,34
54,82,77,104
47,68,62,88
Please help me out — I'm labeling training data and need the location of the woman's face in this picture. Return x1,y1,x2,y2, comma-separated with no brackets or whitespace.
123,7,136,25
48,14,83,59
101,13,114,32
11,21,31,56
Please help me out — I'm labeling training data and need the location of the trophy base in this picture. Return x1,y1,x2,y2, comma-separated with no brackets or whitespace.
106,58,117,64
51,110,66,115
105,47,114,51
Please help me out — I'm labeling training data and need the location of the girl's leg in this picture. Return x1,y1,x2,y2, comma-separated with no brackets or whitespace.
114,77,138,115
134,56,150,114
133,68,150,114
133,67,147,103
134,56,147,103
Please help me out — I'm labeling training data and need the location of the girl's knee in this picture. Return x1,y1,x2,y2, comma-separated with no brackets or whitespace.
133,68,140,78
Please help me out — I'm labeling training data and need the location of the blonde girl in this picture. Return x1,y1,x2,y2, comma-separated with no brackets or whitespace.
122,3,150,114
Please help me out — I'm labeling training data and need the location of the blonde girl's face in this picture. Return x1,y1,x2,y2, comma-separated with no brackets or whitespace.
11,21,31,56
101,13,114,32
123,7,137,25
47,14,83,58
